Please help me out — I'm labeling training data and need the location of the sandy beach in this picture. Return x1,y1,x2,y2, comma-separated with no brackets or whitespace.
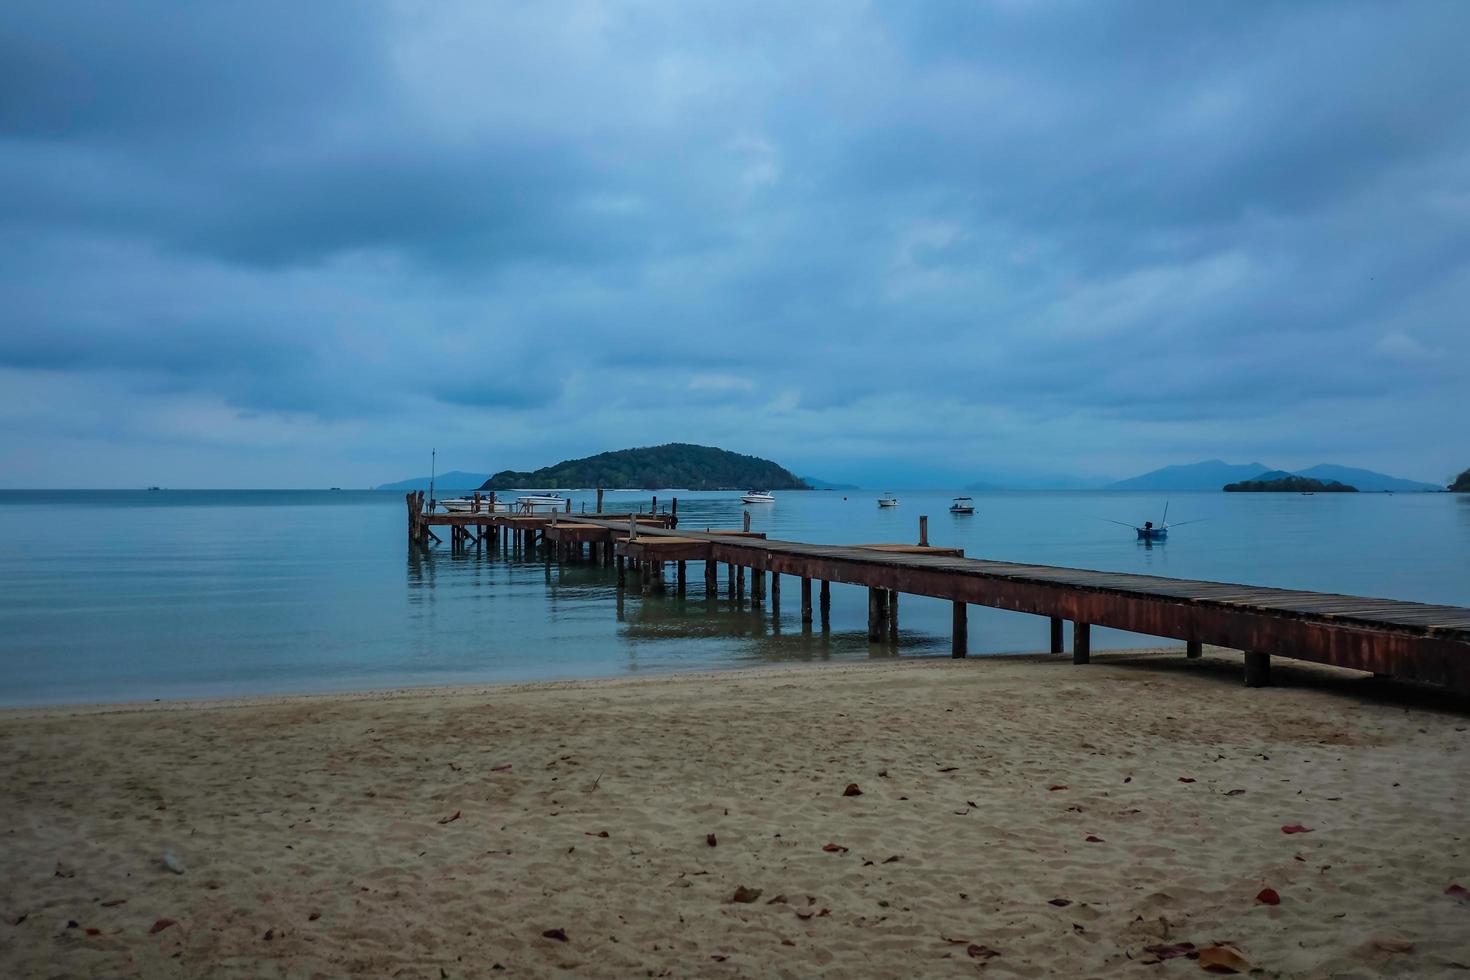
2,650,1468,978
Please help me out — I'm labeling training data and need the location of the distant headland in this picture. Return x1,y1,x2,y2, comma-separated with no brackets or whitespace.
477,444,808,492
1224,471,1358,493
1450,467,1470,492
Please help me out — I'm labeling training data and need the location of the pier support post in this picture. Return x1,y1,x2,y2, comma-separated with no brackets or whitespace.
752,569,764,603
727,562,735,598
1050,617,1064,654
596,488,604,513
952,602,967,658
677,561,686,594
743,511,751,533
617,555,626,587
868,588,888,642
705,560,716,594
1186,640,1202,659
736,565,745,601
1073,622,1091,664
800,577,812,626
887,590,899,640
771,572,781,617
919,515,928,547
1244,651,1271,687
819,580,831,628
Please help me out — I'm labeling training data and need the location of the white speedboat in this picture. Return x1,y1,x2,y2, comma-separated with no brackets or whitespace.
949,496,975,514
741,490,775,504
439,496,511,513
877,492,899,508
515,493,568,513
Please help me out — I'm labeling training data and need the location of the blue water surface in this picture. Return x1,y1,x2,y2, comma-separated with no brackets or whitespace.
0,488,1465,706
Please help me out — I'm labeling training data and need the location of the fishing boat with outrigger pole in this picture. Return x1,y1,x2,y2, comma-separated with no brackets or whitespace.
1099,502,1205,541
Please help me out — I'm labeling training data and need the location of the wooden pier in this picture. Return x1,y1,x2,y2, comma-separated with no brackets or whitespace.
405,493,1470,693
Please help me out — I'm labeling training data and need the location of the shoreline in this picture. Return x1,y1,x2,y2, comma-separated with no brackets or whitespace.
3,646,1217,719
3,652,1467,977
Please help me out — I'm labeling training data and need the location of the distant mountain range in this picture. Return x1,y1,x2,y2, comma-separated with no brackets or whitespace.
1105,460,1440,492
377,457,1443,494
478,444,807,491
802,476,860,491
376,471,490,492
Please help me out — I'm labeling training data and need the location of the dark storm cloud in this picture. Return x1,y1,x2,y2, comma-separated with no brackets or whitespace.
0,0,1466,486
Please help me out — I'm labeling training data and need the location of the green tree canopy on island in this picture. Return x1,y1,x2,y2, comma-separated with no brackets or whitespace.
1450,468,1470,492
1223,471,1357,492
478,443,809,491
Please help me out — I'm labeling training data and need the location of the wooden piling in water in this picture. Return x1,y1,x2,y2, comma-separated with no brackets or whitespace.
1050,617,1064,654
801,577,812,625
1186,639,1202,659
868,588,886,641
918,516,928,547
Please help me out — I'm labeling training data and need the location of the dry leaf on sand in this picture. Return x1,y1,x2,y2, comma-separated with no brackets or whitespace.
1197,944,1250,973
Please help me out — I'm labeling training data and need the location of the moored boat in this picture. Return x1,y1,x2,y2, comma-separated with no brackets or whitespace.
878,492,899,508
439,496,512,513
949,496,974,514
515,493,568,513
741,490,775,504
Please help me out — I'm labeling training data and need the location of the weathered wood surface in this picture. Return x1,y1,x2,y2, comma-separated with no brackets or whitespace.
421,512,674,528
616,537,714,563
571,517,1470,691
851,543,965,557
543,523,615,543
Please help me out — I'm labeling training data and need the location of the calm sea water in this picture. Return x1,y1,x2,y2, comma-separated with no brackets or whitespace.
1,489,1466,707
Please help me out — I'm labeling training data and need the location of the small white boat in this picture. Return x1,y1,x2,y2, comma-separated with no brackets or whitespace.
439,496,511,513
516,493,568,513
877,492,899,508
741,490,775,504
949,496,975,514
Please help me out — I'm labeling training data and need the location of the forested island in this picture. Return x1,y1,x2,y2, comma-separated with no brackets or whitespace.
1223,471,1357,493
478,443,808,491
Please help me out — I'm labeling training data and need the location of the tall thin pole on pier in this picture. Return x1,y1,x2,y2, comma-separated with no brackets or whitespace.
428,448,436,513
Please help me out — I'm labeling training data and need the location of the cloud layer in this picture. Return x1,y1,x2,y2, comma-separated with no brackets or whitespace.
2,1,1466,486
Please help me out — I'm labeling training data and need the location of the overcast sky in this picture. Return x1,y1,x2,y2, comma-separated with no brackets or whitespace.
2,1,1466,488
